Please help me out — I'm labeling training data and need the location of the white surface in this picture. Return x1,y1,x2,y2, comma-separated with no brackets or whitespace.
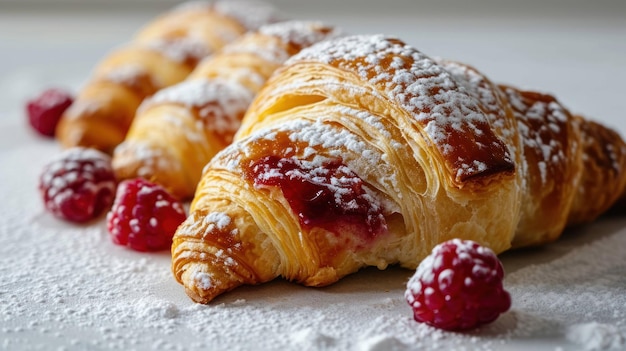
1,2,626,351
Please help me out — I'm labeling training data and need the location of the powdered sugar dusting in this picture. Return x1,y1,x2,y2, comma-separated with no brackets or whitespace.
173,0,213,13
503,87,570,185
405,239,499,303
220,21,338,66
566,322,626,350
221,36,290,64
140,78,253,139
437,60,519,160
289,35,486,131
232,117,398,195
114,140,180,178
192,271,214,290
290,328,337,349
287,35,513,182
506,222,626,329
144,37,211,64
203,211,231,232
286,119,368,157
173,0,279,31
63,100,100,121
259,21,340,50
103,64,149,86
358,334,410,351
39,147,116,220
44,146,111,165
213,0,280,31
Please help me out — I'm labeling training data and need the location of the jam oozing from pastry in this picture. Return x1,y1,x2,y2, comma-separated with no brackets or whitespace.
246,156,387,244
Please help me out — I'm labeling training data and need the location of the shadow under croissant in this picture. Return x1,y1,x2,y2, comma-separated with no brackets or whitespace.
198,266,412,305
499,217,626,275
186,216,626,307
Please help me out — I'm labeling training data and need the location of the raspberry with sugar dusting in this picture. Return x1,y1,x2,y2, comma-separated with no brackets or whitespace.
26,88,73,137
39,147,116,222
405,239,511,331
107,178,186,252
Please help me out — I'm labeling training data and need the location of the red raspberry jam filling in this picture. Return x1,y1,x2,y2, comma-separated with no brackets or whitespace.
246,155,386,244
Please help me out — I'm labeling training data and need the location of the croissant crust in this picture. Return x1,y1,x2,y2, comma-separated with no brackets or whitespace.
172,35,626,303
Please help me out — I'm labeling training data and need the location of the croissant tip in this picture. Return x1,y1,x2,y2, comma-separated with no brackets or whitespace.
184,286,215,304
183,271,246,304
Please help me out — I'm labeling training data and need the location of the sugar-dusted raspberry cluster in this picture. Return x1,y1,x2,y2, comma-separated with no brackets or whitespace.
107,178,186,252
39,147,117,222
405,239,511,331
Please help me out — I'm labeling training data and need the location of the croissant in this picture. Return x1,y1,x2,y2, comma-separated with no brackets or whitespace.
56,0,279,153
112,21,340,199
171,35,626,303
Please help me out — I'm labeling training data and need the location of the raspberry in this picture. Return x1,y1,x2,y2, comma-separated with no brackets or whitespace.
39,147,117,223
405,239,511,331
107,178,186,252
26,88,74,137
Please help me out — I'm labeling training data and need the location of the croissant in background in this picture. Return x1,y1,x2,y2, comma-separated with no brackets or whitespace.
112,21,340,199
171,35,626,304
56,0,279,153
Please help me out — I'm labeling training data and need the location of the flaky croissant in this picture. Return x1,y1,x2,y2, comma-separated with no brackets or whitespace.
56,0,278,153
171,35,626,303
111,21,340,199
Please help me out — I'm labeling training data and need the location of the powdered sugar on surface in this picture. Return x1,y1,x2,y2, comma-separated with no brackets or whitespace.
566,322,626,351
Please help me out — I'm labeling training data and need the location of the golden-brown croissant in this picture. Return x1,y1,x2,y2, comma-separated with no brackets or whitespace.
171,35,626,304
112,21,340,199
56,0,279,154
